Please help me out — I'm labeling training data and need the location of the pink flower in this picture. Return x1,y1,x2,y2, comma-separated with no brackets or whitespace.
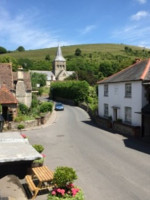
56,188,65,196
71,188,80,197
41,153,46,158
51,191,56,195
21,134,27,138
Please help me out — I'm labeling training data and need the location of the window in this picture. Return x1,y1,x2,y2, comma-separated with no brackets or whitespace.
125,83,131,98
104,104,109,117
104,84,108,96
125,107,132,124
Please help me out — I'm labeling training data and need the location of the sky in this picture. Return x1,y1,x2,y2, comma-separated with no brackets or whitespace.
0,0,150,50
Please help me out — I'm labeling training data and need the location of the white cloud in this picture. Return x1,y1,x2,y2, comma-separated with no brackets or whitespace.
112,25,150,48
0,7,71,50
136,0,147,4
131,11,149,21
80,25,96,35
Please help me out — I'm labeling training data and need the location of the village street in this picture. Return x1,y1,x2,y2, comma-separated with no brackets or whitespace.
25,104,150,200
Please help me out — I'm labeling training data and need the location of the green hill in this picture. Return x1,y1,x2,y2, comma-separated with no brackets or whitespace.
0,43,147,60
0,43,150,85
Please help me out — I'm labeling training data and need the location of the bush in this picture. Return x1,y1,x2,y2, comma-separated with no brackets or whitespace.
40,102,53,113
48,167,84,200
32,144,44,153
31,98,39,108
53,167,77,188
19,103,29,115
17,124,25,130
50,81,89,104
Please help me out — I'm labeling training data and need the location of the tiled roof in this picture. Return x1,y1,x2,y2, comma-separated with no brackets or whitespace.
0,85,18,104
98,59,150,84
0,63,13,90
13,71,32,90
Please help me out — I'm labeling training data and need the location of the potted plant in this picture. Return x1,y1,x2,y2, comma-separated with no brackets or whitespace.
48,166,84,200
32,144,45,167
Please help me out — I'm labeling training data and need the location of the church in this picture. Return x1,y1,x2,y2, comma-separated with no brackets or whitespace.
52,45,74,81
30,45,74,84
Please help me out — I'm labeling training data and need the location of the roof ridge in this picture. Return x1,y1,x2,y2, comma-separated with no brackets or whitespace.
140,58,150,80
97,60,140,84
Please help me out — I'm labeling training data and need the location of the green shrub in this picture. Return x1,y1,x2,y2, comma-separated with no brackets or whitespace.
33,157,44,164
38,87,44,96
18,103,29,114
50,81,89,104
40,102,53,113
31,98,39,108
17,124,25,130
14,116,24,122
53,167,77,188
32,144,44,153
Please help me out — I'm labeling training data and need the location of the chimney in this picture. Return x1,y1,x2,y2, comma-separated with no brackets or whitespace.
17,66,24,80
135,58,142,63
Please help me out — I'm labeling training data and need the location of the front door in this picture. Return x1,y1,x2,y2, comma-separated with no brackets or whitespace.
2,106,8,121
113,108,117,121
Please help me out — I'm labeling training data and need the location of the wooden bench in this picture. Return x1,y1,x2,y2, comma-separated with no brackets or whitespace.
25,175,40,199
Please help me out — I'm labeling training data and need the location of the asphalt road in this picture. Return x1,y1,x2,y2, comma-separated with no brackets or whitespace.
25,104,150,200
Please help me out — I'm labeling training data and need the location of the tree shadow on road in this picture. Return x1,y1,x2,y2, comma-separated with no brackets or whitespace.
123,136,150,155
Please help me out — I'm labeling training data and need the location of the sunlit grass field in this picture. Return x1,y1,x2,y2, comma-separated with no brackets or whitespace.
0,43,146,61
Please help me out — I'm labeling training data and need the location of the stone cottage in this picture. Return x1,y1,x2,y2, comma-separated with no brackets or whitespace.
0,63,32,121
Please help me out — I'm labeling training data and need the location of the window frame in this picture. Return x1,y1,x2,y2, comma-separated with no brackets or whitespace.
125,83,132,98
104,84,108,97
104,103,109,118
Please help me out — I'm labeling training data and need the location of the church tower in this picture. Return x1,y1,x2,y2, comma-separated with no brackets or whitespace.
52,45,66,80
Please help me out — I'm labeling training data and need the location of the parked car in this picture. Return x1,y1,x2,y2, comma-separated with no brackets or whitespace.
55,103,64,111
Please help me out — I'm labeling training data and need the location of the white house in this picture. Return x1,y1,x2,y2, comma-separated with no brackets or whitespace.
97,58,150,137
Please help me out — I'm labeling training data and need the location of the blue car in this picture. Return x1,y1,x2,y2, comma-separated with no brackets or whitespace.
55,103,64,111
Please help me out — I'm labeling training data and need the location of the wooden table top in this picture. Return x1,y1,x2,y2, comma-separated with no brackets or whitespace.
32,166,53,182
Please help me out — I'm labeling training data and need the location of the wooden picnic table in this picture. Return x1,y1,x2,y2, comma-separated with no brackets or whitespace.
32,166,54,182
25,166,54,199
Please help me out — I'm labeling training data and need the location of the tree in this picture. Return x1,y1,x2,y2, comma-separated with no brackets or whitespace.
45,54,50,61
75,48,81,56
0,46,7,54
17,58,33,71
16,46,25,52
31,73,47,88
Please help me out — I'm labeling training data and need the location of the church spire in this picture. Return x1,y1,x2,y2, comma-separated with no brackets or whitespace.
54,45,66,62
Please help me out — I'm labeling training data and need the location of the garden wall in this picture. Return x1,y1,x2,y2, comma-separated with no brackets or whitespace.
78,103,141,137
6,112,52,130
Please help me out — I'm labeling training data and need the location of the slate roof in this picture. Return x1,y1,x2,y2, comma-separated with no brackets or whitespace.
98,59,150,84
0,85,18,104
0,63,13,90
13,71,32,90
30,70,55,81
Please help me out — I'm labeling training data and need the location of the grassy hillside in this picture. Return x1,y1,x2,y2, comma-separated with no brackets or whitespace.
0,43,150,85
0,43,147,60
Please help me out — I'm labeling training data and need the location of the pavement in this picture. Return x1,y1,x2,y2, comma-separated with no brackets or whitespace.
0,110,57,200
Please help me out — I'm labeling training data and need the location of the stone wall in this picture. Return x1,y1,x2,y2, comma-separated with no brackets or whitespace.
7,112,51,130
78,103,141,137
113,122,141,137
